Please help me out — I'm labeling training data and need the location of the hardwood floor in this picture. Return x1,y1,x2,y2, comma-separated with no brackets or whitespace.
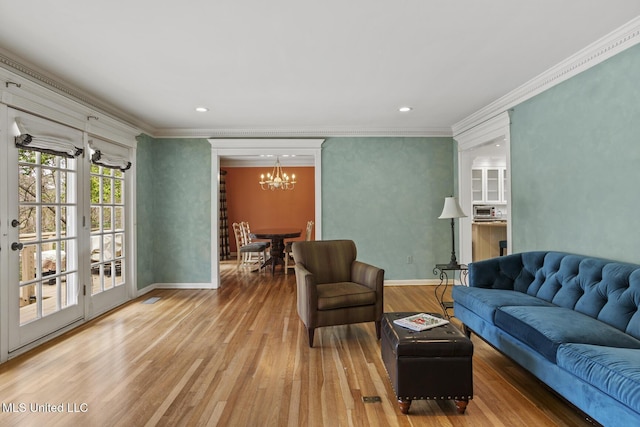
0,261,597,426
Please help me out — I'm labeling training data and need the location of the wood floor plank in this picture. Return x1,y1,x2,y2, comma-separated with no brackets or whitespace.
0,261,597,426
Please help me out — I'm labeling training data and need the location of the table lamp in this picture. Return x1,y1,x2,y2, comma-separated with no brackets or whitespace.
438,196,467,268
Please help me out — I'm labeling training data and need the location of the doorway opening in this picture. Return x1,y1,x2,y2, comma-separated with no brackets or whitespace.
208,139,324,288
455,112,511,265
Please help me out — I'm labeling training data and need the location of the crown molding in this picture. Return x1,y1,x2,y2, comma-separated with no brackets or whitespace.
452,15,640,137
154,126,453,139
0,48,153,135
455,111,510,152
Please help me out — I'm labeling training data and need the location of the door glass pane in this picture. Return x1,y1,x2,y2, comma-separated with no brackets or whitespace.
91,206,101,231
19,164,37,202
18,149,79,325
91,163,126,296
41,168,54,201
103,207,112,231
59,170,69,203
114,178,123,204
115,207,124,230
42,205,57,235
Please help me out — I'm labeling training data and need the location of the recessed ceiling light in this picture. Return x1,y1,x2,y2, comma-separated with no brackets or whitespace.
195,107,209,112
399,106,413,112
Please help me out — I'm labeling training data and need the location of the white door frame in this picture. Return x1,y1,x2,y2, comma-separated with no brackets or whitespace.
208,139,324,289
454,112,511,265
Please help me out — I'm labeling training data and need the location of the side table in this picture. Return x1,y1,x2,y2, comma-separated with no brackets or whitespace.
433,263,468,319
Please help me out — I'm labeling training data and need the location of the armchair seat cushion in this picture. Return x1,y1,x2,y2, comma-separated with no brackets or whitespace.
317,282,377,310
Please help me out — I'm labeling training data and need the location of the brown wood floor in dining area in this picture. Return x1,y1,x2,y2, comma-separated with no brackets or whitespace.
0,261,596,427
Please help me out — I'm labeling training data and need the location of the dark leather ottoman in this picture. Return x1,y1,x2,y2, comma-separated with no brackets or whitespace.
381,312,473,414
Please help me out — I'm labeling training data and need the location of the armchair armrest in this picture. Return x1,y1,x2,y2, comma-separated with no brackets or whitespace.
351,261,384,293
294,263,318,320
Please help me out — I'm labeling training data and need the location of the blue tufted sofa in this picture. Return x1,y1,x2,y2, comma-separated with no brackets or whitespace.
452,251,640,427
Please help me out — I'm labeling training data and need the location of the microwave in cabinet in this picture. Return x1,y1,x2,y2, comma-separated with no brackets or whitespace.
474,205,495,219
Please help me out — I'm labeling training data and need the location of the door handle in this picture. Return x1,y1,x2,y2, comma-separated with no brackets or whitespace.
11,219,20,228
11,242,23,251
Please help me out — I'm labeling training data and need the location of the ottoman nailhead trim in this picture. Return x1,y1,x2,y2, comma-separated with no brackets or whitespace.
399,395,472,400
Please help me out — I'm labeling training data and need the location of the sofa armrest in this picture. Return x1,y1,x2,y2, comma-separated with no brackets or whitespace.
351,261,384,294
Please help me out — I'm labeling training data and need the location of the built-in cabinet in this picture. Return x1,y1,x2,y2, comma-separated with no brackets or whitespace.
472,222,507,261
472,167,507,204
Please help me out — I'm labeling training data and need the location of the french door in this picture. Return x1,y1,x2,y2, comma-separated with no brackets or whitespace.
5,109,131,352
7,109,85,350
87,137,130,316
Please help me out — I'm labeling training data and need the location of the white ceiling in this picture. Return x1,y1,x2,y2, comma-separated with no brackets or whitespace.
1,1,640,137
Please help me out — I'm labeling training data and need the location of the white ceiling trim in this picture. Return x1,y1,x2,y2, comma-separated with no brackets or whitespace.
156,127,453,138
455,112,511,152
213,139,320,166
452,16,640,137
209,138,324,151
220,157,315,167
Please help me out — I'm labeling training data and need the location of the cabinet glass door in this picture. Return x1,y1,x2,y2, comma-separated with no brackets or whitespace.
485,169,500,202
501,168,508,202
471,169,483,202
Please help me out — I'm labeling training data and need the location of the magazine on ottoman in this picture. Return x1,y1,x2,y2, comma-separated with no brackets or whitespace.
392,313,449,331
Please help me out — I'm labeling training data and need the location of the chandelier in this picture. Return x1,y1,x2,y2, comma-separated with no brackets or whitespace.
259,156,296,190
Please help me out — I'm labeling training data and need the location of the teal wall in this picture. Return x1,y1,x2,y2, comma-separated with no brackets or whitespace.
136,137,212,288
136,136,455,286
135,134,156,289
510,43,640,262
322,137,455,279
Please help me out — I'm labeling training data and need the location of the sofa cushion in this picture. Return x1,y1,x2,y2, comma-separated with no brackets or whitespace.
495,306,640,363
452,286,555,325
316,282,376,310
557,343,640,413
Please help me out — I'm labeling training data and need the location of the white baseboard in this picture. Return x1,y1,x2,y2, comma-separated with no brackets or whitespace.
140,280,450,293
384,279,441,286
136,282,215,296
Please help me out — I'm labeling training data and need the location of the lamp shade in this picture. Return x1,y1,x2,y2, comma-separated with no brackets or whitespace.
438,197,467,219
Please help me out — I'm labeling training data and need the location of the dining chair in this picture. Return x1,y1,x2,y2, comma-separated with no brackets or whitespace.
292,239,384,347
232,222,269,270
240,221,270,265
284,220,314,274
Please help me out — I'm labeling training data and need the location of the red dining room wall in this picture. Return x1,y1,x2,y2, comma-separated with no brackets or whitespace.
224,167,315,252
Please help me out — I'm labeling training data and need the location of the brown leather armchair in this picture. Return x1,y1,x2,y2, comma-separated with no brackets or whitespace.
292,240,385,347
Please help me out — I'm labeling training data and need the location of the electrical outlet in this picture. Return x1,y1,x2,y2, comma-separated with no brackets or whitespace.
407,256,413,264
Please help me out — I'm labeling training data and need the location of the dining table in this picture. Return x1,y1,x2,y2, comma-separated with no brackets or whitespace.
250,228,302,275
